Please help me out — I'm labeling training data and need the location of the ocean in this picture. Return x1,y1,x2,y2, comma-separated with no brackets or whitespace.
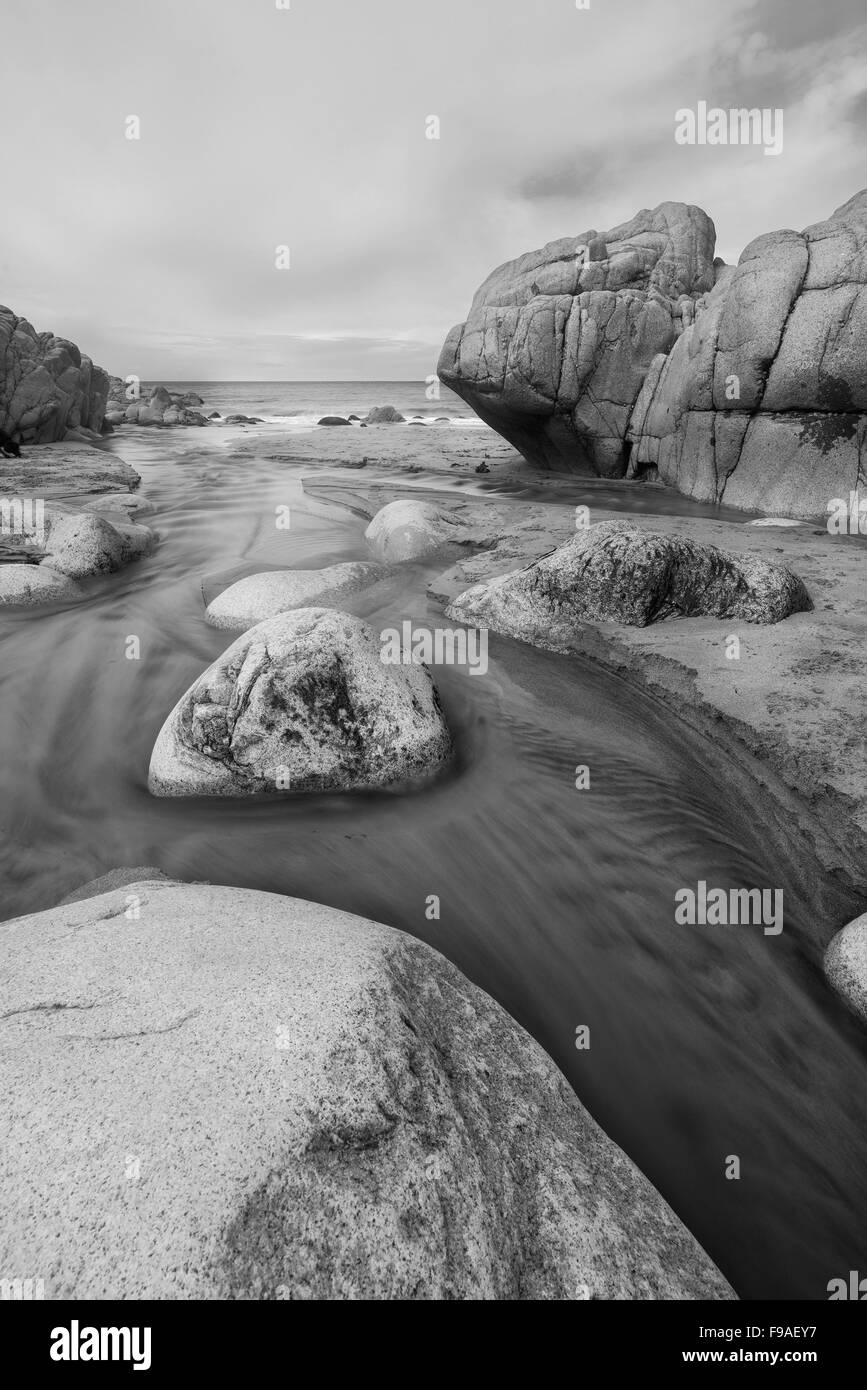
141,380,483,430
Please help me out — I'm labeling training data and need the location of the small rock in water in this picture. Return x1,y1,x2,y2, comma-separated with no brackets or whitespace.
365,405,406,424
205,561,387,630
475,462,491,473
148,606,453,797
365,499,471,561
318,415,352,426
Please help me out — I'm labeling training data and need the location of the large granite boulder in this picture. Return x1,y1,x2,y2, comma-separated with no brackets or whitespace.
0,878,735,1299
148,607,453,796
205,562,387,630
0,306,110,443
0,564,83,607
628,190,867,516
824,916,867,1023
365,405,406,424
438,202,717,475
447,520,810,647
440,190,867,517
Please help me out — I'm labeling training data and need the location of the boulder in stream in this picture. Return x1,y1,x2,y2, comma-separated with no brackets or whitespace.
365,499,472,562
205,561,388,630
148,607,452,796
0,877,736,1299
824,916,867,1023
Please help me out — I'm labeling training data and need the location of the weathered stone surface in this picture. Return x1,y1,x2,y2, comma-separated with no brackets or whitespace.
0,306,110,443
365,499,472,561
206,562,387,630
0,442,140,498
0,879,735,1299
81,493,156,521
440,190,867,517
39,512,156,580
824,916,867,1022
438,202,717,475
365,405,406,424
148,607,452,797
0,564,83,606
447,520,810,646
627,190,867,516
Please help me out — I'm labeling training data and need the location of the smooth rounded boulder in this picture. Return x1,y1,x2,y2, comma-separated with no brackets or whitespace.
205,562,387,630
148,606,452,796
365,405,406,424
0,879,736,1299
824,917,867,1023
0,564,84,606
39,512,156,579
365,499,471,562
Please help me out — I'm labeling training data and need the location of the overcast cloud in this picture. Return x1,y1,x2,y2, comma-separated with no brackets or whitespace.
4,0,865,378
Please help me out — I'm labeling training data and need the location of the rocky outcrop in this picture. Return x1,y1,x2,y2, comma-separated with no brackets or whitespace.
824,917,867,1023
439,191,867,517
447,520,810,646
438,202,717,476
148,607,452,796
0,878,735,1299
628,190,867,516
205,562,387,630
0,306,110,444
105,379,210,427
365,499,472,561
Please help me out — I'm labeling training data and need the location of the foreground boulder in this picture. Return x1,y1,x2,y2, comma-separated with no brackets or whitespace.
206,562,387,630
0,305,110,443
366,499,472,561
824,917,867,1023
447,521,810,647
0,879,735,1299
439,190,867,517
148,607,452,796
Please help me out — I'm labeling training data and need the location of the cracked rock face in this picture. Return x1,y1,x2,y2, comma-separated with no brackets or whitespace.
439,190,867,517
205,562,388,631
447,521,811,646
0,305,110,443
0,879,735,1299
628,190,867,516
365,499,472,561
438,201,717,476
148,606,453,796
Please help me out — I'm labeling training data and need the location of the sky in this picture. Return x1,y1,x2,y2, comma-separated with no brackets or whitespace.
3,0,866,379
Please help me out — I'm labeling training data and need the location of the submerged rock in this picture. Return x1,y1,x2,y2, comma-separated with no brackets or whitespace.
148,607,452,796
206,561,387,630
824,917,867,1023
0,878,736,1299
365,499,472,561
447,520,810,645
82,493,156,521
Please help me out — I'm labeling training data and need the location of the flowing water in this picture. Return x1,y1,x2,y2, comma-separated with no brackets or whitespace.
3,415,867,1300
